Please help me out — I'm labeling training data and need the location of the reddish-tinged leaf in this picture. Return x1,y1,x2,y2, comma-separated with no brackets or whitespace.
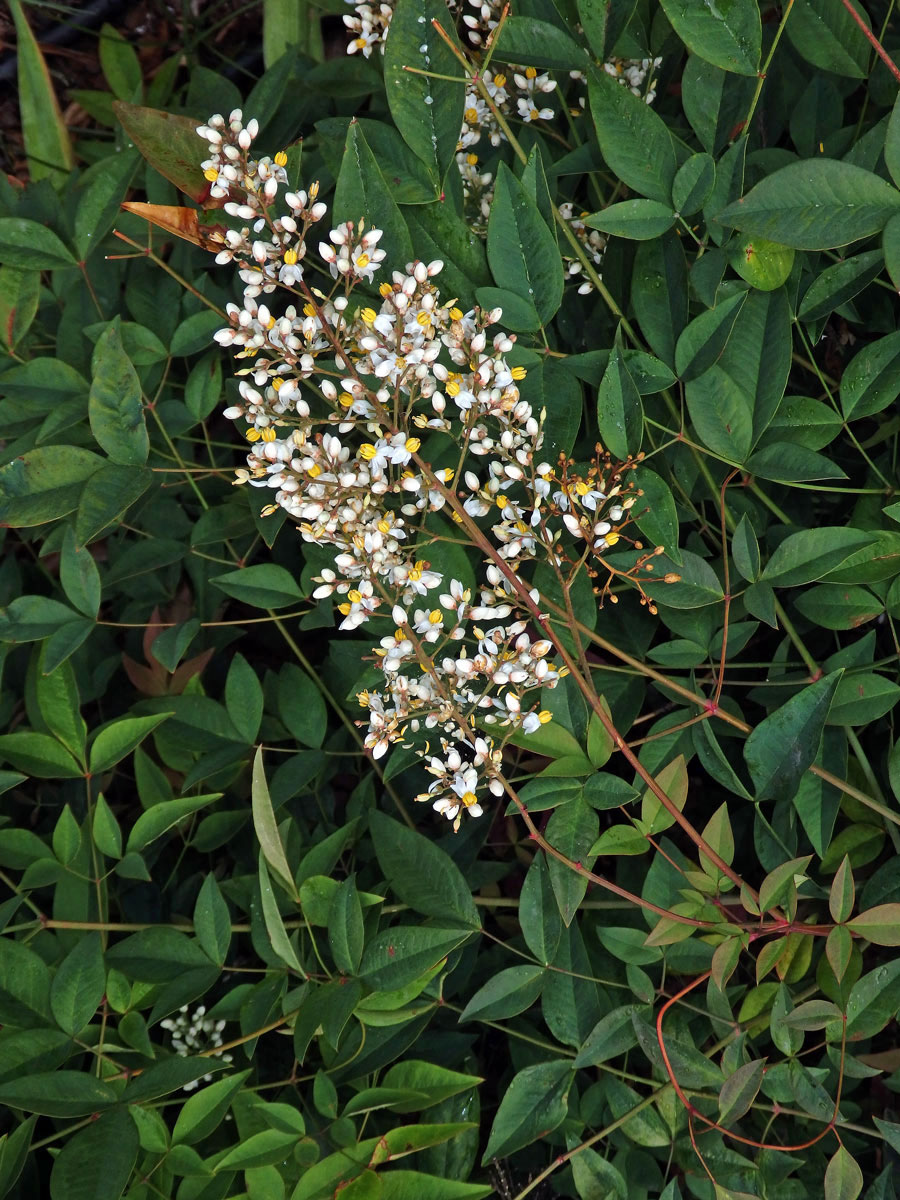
114,103,221,205
847,904,900,947
718,1059,765,1125
120,202,226,250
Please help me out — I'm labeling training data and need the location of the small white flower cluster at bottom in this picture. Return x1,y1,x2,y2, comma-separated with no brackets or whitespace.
160,1005,233,1090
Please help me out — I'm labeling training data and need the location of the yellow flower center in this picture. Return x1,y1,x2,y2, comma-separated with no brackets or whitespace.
525,66,537,79
339,392,354,408
203,167,219,182
359,443,378,460
510,365,527,380
347,589,362,604
404,437,421,453
283,247,298,266
355,253,370,269
307,463,322,478
428,610,442,624
462,791,479,808
465,107,479,124
274,150,288,167
605,532,620,547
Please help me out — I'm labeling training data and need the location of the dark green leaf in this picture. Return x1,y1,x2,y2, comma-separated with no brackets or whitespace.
89,319,148,466
660,0,760,75
482,1060,573,1162
487,163,563,327
50,932,105,1036
370,811,480,929
744,671,841,804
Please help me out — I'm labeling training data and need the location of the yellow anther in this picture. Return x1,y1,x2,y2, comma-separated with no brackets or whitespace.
538,710,552,724
361,307,377,324
307,463,322,478
245,427,262,442
493,73,506,87
416,311,431,326
404,437,421,453
347,589,362,604
575,481,590,496
355,253,370,269
462,791,479,808
511,365,527,380
283,247,298,265
303,303,317,318
525,66,537,79
339,392,354,408
428,610,442,624
203,167,218,182
271,377,283,391
359,443,377,460
446,379,460,396
465,107,479,124
337,602,352,615
274,151,288,167
605,532,620,547
379,282,393,297
408,567,423,582
496,495,508,509
377,519,392,534
260,427,277,442
449,307,463,321
466,152,478,166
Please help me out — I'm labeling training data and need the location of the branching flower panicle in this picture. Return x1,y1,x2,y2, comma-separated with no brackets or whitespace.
198,111,666,829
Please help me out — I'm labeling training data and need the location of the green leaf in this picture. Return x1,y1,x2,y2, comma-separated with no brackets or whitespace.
824,1145,863,1200
379,1173,491,1200
49,1107,138,1200
328,875,365,975
50,932,105,1036
8,0,73,186
744,671,841,804
732,514,760,581
718,1059,765,1125
761,528,875,586
482,1060,573,1163
0,938,52,1027
759,854,812,914
99,22,141,99
487,163,563,327
847,904,900,946
89,319,149,466
0,446,104,529
0,1115,36,1197
171,1070,249,1145
631,232,688,366
518,853,562,965
596,343,643,459
673,152,716,215
224,652,263,744
74,463,153,544
718,160,900,250
644,549,724,609
92,794,123,858
546,798,599,925
0,266,39,350
786,0,872,79
840,332,900,421
0,732,83,779
584,200,675,240
589,68,677,203
727,234,794,292
0,218,76,270
660,0,760,75
258,852,305,973
333,120,413,278
830,855,855,923
59,526,101,619
90,713,172,774
382,0,464,184
252,748,296,895
370,811,480,929
193,873,231,966
846,960,900,1039
277,663,327,748
675,290,747,382
459,965,545,1023
73,150,139,261
212,564,304,609
126,794,219,853
794,585,882,631
494,16,590,70
359,926,472,991
798,248,884,321
105,927,214,983
576,0,634,60
0,1071,117,1118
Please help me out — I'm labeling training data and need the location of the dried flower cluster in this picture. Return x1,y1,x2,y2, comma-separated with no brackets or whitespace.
199,112,660,829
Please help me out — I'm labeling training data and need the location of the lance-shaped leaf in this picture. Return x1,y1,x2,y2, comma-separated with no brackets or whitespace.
744,671,842,804
8,0,73,188
114,102,222,206
120,202,227,251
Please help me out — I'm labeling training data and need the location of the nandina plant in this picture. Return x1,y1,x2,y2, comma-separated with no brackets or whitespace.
2,1,900,1198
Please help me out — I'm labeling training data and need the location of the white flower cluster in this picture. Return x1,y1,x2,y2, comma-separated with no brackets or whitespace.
160,1005,233,1090
198,112,659,829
